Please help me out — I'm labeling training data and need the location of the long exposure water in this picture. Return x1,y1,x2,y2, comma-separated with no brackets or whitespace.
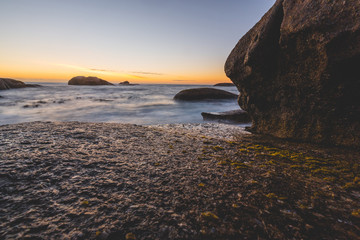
0,82,244,125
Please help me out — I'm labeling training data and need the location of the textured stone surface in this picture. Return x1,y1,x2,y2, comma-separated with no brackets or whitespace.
0,78,40,90
1,122,359,239
225,0,360,147
68,76,114,86
174,88,237,101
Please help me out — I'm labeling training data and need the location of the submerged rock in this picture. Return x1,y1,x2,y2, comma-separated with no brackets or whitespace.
0,78,41,90
225,0,360,147
201,109,251,123
68,76,114,86
214,83,235,87
174,88,237,101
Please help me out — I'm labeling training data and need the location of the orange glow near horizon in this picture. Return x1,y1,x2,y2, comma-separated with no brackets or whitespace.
0,62,231,85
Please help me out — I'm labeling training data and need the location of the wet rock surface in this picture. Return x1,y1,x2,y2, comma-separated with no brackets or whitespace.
173,88,237,101
149,123,251,141
68,76,114,86
0,122,359,239
201,110,251,123
225,0,360,147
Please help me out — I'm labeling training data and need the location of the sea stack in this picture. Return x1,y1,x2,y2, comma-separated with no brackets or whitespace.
225,0,360,147
68,76,114,86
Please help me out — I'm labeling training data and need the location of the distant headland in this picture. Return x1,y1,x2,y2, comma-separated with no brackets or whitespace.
0,78,41,90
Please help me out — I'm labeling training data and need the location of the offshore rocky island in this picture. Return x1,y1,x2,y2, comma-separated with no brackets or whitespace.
0,0,359,239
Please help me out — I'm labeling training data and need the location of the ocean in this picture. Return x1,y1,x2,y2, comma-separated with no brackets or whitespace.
0,82,245,126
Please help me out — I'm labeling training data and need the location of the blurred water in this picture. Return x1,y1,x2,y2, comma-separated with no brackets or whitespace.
0,82,244,125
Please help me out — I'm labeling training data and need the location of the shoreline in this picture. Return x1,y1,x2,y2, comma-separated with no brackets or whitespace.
1,121,359,239
0,121,251,140
148,122,251,141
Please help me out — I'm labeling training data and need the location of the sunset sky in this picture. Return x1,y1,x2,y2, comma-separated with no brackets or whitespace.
0,0,275,84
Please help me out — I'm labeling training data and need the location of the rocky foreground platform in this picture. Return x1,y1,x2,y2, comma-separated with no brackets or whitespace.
0,122,359,239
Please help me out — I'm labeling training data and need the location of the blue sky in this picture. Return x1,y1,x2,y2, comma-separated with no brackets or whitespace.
0,0,275,83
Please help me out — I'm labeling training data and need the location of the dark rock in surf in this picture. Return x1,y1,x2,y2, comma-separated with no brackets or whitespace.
68,76,114,86
119,81,138,86
26,84,42,88
174,88,237,101
214,83,235,87
201,109,251,123
0,78,41,90
23,104,40,108
225,0,360,147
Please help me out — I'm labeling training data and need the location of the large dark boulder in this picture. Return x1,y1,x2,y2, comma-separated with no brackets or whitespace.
225,0,360,147
0,78,41,90
174,88,237,101
68,76,114,86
